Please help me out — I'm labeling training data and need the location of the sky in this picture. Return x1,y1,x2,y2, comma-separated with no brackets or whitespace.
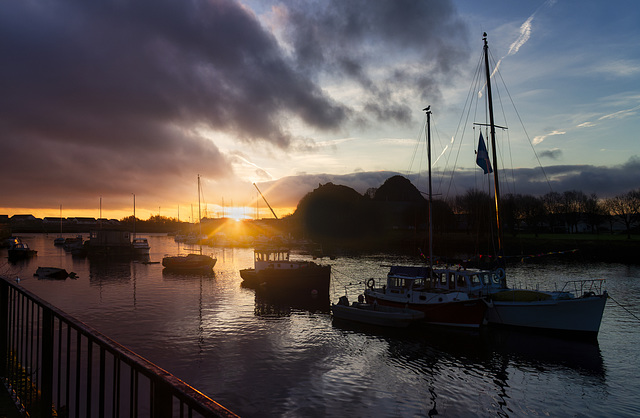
1,0,639,220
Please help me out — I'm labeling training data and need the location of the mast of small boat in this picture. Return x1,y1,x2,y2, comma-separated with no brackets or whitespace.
424,106,433,274
482,33,504,262
132,193,136,238
197,174,202,239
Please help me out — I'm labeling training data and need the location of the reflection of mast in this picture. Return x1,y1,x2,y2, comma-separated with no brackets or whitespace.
253,183,278,219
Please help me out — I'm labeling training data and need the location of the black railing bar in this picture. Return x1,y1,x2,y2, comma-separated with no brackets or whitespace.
113,357,120,418
87,339,93,414
65,324,71,414
99,345,105,418
131,369,137,418
57,319,62,408
74,329,81,418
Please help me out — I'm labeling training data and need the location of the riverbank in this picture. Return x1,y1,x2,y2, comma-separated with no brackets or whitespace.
320,231,639,264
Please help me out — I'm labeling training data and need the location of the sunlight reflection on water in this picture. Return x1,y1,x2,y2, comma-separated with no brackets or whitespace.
2,233,640,417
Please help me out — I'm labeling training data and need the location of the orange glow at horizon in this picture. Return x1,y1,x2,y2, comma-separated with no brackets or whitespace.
0,205,296,221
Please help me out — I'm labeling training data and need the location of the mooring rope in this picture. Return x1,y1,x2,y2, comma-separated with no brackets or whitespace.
608,294,640,322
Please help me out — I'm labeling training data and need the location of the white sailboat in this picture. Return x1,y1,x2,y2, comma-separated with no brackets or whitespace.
162,175,216,272
461,34,607,338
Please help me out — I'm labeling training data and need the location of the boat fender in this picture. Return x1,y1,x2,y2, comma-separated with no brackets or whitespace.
366,278,375,289
494,268,506,282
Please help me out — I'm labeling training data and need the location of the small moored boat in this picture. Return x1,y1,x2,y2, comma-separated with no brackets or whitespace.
331,296,425,328
240,246,331,293
132,237,150,254
35,267,69,280
8,241,37,260
162,253,216,272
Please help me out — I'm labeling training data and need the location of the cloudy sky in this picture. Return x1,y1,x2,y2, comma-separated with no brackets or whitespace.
1,0,639,220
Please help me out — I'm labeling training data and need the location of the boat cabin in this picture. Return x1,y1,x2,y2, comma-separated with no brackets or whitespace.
386,265,506,297
253,247,311,272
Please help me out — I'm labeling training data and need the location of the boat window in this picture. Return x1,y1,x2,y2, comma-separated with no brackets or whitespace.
457,274,466,288
469,275,482,286
480,274,491,285
440,274,447,286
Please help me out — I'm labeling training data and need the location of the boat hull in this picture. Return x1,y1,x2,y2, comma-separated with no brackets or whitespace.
365,291,487,328
486,293,608,337
35,267,69,280
240,265,331,294
331,303,424,328
162,254,217,272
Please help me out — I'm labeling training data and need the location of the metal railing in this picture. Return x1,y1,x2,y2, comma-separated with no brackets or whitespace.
0,276,239,418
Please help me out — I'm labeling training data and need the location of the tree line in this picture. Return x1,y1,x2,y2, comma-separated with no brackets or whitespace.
289,176,640,247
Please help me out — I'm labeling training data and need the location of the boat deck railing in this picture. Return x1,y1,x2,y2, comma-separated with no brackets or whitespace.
559,279,606,296
0,276,238,418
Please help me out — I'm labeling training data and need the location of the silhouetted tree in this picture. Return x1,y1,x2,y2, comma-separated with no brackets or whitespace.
542,191,564,233
455,189,492,236
605,189,640,239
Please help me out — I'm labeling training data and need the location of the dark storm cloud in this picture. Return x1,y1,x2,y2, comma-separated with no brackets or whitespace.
0,0,474,214
538,149,563,160
281,0,469,125
0,0,350,210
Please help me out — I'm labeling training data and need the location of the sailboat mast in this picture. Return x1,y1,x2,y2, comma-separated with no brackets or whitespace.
424,106,433,272
197,174,202,236
483,33,504,257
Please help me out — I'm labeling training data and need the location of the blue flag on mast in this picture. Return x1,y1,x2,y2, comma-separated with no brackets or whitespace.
476,132,493,174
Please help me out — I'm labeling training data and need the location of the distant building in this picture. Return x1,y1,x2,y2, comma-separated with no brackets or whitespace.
11,214,38,222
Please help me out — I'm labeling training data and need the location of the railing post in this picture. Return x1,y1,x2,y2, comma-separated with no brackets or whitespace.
40,307,54,418
0,280,8,378
152,379,173,418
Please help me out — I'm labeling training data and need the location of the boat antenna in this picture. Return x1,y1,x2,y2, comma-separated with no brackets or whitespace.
253,183,278,220
483,33,504,264
423,106,433,274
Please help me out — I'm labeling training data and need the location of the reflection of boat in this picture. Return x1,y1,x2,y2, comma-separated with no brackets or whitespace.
132,237,150,254
484,327,605,376
331,295,424,328
253,287,330,317
364,107,488,329
8,241,37,260
240,246,331,293
35,267,69,280
162,253,216,272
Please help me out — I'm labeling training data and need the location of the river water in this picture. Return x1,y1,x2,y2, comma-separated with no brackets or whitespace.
2,233,639,417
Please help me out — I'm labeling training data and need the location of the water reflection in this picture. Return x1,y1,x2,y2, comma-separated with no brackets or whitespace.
88,258,132,285
253,287,330,317
484,327,605,376
3,234,638,417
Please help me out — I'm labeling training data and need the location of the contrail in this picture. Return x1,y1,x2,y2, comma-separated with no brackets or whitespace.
488,1,555,80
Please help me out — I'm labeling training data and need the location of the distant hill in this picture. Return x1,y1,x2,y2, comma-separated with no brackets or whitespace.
374,175,425,202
